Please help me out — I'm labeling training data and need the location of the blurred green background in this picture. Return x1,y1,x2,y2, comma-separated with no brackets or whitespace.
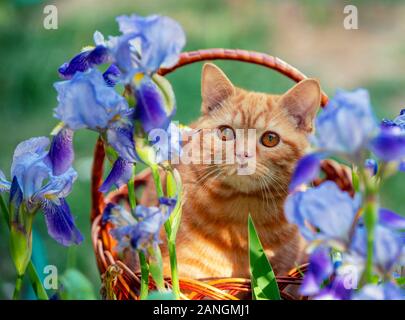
0,0,404,299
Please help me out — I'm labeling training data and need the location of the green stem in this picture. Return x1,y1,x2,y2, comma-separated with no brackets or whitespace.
152,166,181,299
151,165,164,198
138,251,149,299
126,164,150,298
127,164,137,215
13,274,24,300
2,188,48,300
167,240,180,299
359,168,378,285
27,261,48,300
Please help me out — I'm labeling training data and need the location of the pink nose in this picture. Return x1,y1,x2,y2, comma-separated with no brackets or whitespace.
236,151,253,159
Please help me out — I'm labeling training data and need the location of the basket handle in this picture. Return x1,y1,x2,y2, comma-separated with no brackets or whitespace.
91,48,329,222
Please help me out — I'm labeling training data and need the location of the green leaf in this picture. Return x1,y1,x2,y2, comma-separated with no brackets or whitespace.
248,215,281,300
59,269,96,300
148,246,165,290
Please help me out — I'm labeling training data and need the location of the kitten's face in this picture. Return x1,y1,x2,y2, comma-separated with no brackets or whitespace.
189,63,321,194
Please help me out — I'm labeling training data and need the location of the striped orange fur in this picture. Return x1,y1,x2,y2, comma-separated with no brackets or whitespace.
139,63,321,279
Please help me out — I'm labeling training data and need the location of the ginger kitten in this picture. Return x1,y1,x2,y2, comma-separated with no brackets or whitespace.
139,63,321,279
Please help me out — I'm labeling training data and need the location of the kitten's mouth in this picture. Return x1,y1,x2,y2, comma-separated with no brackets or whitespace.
238,162,248,169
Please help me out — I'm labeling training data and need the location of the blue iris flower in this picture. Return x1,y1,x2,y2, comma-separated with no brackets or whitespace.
290,89,378,190
54,68,129,131
103,197,175,252
285,181,360,248
312,89,377,155
111,14,185,77
4,136,82,246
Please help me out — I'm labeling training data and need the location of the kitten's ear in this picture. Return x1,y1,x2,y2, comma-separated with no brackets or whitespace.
279,79,321,132
201,63,235,114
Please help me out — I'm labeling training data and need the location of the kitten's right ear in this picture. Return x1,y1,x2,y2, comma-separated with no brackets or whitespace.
201,63,235,114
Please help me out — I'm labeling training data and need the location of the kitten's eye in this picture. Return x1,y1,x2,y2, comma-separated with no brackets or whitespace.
217,125,235,141
261,131,280,148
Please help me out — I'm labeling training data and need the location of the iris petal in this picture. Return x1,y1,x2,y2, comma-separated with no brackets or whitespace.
100,158,133,193
313,89,377,155
106,122,138,162
379,208,405,230
54,69,129,131
289,153,322,191
42,198,83,246
285,181,359,245
103,64,121,87
48,128,74,176
135,77,174,133
0,170,10,192
58,45,110,79
370,126,405,161
300,247,333,296
116,14,185,73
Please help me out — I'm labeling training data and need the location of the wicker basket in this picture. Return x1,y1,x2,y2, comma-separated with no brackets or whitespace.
90,49,353,300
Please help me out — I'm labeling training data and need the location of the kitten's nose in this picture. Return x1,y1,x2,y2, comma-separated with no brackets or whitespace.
236,151,253,159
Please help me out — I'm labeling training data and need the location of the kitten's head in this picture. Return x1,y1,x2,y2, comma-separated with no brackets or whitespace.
189,63,321,194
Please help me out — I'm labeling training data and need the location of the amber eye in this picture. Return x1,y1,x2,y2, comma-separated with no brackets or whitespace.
217,125,235,141
261,131,280,148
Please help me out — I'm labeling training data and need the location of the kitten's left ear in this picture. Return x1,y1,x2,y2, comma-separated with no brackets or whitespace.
278,79,321,132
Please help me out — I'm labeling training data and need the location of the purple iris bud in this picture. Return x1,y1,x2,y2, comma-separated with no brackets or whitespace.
353,282,405,300
54,69,129,131
285,181,360,246
364,158,378,176
400,161,405,172
42,198,83,246
103,64,121,87
369,125,405,162
379,208,405,230
135,77,175,133
312,89,377,155
289,153,323,192
48,128,74,176
113,14,185,75
58,45,110,79
99,157,133,193
300,247,333,296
